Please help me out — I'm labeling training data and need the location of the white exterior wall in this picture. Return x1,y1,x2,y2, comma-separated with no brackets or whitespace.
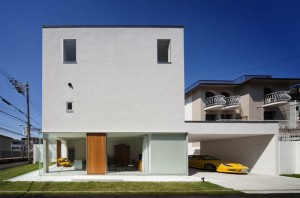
187,122,278,142
185,96,192,121
188,142,200,155
279,141,300,174
42,27,184,133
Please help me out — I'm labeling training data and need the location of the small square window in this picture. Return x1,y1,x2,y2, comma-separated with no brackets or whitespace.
66,102,73,112
157,39,171,63
63,39,76,63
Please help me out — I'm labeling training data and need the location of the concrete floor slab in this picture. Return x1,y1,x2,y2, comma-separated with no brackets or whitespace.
8,165,201,182
190,168,300,194
7,166,300,194
8,170,201,182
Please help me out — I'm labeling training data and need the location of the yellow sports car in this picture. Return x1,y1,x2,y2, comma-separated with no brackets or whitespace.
188,155,249,174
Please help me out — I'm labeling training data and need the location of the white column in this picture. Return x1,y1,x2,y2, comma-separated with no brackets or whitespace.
43,135,49,173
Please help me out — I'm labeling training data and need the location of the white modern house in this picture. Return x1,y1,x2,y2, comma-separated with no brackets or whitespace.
41,25,300,177
42,25,187,175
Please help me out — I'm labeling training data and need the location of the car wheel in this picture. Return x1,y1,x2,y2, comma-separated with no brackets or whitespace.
204,164,216,172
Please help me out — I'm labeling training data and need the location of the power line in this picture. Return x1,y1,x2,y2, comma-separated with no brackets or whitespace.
210,55,300,79
0,95,41,126
0,103,17,114
0,66,42,119
28,96,42,115
0,95,26,115
0,66,13,80
0,126,24,137
30,117,42,127
0,110,27,123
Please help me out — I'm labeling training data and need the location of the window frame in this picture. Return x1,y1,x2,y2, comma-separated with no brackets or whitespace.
157,39,171,64
66,102,73,113
63,39,77,64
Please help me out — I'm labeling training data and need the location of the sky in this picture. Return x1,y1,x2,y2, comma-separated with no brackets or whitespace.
0,0,300,139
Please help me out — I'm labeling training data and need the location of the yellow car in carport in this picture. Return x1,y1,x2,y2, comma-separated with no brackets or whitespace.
188,155,249,174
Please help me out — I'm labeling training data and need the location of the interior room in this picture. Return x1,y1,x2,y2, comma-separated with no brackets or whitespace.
106,133,144,173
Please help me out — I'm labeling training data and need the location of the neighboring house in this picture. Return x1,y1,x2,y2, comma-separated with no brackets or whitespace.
185,75,300,175
42,26,187,175
185,75,300,122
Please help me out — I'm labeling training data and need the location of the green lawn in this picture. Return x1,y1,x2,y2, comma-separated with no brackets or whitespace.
0,163,40,181
0,181,240,195
281,174,300,179
0,163,241,195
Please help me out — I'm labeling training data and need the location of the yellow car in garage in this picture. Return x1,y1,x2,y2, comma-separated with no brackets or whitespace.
188,155,249,174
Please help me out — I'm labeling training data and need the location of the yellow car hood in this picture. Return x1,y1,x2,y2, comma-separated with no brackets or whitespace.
208,160,246,168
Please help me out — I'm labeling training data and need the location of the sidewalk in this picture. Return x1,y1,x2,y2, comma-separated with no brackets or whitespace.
190,169,300,194
8,170,201,182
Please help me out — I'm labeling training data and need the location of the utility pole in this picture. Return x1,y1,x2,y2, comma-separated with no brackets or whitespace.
10,79,32,164
25,82,31,164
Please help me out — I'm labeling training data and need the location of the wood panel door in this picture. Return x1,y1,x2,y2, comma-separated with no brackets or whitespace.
56,140,61,166
87,133,106,174
114,144,130,166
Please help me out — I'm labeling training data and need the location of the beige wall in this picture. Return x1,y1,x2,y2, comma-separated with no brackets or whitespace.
190,90,201,120
186,80,291,121
189,85,239,121
245,81,290,120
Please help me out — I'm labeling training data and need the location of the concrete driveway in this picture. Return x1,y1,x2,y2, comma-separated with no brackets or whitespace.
189,168,300,194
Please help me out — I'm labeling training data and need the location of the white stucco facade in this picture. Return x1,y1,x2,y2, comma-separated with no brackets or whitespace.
42,26,185,133
41,26,298,176
279,141,300,174
42,26,188,175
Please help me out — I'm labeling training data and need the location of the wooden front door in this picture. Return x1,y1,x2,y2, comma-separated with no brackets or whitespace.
87,133,106,174
56,140,61,166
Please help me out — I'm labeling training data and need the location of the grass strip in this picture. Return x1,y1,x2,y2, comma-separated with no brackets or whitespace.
281,174,300,179
0,164,241,195
0,181,240,195
0,163,39,181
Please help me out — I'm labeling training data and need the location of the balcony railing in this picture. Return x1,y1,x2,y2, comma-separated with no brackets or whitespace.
205,95,226,110
262,91,291,107
205,95,241,111
223,96,240,110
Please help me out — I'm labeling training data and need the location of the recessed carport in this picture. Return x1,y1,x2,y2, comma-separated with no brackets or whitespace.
186,121,279,175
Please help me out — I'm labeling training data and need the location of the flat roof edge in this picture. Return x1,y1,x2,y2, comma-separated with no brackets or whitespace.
42,25,184,28
185,121,279,123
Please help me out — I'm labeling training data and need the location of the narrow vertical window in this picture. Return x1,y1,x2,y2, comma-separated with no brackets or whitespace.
66,102,73,112
63,39,76,62
157,39,171,63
